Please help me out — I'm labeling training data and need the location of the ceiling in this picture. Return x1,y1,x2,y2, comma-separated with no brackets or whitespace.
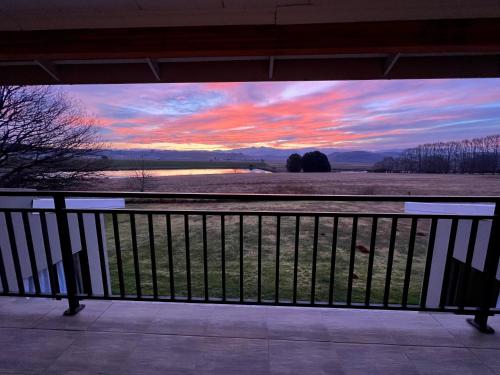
2,0,500,30
0,1,499,84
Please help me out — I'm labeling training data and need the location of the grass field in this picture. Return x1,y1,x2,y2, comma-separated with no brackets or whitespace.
104,210,430,305
96,173,500,305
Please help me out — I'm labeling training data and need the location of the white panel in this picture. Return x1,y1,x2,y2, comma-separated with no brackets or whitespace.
404,202,496,308
404,202,495,216
32,198,125,209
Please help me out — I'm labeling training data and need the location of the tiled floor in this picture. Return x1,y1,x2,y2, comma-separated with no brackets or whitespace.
1,297,500,374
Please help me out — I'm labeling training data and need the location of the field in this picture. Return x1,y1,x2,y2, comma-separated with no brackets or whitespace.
97,173,500,305
94,171,500,196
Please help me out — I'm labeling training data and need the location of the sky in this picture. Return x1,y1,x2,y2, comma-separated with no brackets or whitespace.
64,79,500,151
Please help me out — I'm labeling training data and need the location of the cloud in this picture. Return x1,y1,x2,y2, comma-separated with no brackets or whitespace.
64,79,500,150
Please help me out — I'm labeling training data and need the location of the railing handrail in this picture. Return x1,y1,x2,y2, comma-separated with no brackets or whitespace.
0,189,499,203
63,209,500,219
0,206,497,219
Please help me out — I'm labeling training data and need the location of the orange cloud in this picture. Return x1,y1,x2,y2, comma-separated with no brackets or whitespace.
64,79,500,150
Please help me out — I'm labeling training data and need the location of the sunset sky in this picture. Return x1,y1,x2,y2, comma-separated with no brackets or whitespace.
65,79,500,151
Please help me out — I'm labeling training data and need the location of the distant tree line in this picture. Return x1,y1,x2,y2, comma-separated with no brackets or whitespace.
286,151,331,172
374,134,500,173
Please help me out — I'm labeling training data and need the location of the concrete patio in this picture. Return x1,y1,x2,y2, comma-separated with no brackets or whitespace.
1,297,500,374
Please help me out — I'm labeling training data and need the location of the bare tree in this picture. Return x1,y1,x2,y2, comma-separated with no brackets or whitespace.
0,86,103,188
131,153,153,192
376,134,500,174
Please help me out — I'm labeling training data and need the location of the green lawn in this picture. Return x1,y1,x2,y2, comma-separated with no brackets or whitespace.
103,204,431,305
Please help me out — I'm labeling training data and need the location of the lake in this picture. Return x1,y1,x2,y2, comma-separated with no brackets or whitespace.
102,168,271,178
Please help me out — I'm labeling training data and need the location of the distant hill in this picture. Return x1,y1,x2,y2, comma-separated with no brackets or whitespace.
99,149,254,162
99,148,401,166
328,151,401,164
231,147,339,161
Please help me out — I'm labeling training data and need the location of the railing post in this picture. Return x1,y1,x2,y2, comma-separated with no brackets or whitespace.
53,193,85,316
467,199,500,334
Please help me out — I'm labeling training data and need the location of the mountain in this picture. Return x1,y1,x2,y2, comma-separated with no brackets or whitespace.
328,151,401,164
99,148,401,165
99,149,254,161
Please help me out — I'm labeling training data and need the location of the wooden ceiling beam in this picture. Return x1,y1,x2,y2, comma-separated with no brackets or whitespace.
1,18,500,62
146,58,161,81
34,59,60,81
0,55,498,85
383,53,400,76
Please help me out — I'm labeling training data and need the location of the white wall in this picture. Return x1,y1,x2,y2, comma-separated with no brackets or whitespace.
404,202,496,308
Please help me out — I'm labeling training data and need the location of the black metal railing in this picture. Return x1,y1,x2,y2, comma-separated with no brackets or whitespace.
0,191,498,332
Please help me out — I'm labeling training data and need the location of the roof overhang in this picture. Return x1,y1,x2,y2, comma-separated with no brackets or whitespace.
1,1,500,84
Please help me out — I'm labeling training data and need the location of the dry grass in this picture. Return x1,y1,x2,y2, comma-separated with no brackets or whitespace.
93,172,500,196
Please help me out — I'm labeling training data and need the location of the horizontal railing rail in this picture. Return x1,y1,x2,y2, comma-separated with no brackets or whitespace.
0,190,498,332
0,189,498,202
0,206,497,220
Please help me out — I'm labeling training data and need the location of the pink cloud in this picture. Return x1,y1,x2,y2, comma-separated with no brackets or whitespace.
64,79,500,150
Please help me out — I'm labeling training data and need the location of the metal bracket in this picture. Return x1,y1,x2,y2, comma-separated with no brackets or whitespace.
63,303,86,316
467,315,495,334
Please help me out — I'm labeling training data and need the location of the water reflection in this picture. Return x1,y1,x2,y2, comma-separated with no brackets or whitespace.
102,168,271,178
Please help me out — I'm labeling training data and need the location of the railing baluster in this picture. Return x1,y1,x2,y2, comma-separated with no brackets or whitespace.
77,213,92,296
346,216,358,306
130,213,141,298
364,216,378,306
0,214,9,293
275,215,281,304
439,218,459,308
202,214,209,301
457,218,479,309
184,214,192,301
402,217,418,307
166,214,175,299
40,212,58,296
21,212,40,295
420,218,437,308
257,215,262,303
310,215,319,304
221,215,226,301
94,213,109,297
328,216,338,305
292,215,300,304
383,218,398,306
240,214,244,302
53,194,83,315
112,213,125,297
5,212,24,294
148,213,158,299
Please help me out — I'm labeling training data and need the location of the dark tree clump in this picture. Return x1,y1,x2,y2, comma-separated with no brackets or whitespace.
302,151,331,172
286,153,302,172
